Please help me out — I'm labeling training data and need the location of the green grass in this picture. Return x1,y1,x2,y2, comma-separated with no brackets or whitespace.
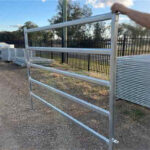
37,53,110,77
67,57,110,74
31,60,110,110
123,109,145,121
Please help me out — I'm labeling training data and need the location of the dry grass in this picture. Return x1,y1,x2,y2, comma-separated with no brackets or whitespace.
31,60,110,111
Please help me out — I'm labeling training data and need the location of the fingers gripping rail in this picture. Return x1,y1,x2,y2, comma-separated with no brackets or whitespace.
24,12,119,150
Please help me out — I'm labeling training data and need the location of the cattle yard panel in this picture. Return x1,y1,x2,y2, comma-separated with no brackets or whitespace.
24,13,119,150
0,48,15,61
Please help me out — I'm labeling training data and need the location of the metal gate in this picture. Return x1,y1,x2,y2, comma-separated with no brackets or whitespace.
24,12,119,150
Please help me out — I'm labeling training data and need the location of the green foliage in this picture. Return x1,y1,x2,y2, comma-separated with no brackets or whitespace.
93,22,105,40
19,21,54,46
123,108,145,121
20,21,38,30
119,22,150,37
49,0,92,40
0,21,54,47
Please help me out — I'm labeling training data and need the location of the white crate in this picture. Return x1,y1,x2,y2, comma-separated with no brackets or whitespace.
116,55,150,108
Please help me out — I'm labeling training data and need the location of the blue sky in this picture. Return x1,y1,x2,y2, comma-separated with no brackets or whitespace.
0,0,150,31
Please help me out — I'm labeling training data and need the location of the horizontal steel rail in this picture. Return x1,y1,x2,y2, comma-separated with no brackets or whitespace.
26,13,112,33
30,77,110,117
30,63,110,87
28,47,112,55
31,92,110,144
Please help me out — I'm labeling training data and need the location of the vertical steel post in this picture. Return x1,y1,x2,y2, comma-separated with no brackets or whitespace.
24,27,33,109
109,13,119,150
63,0,67,47
122,34,126,56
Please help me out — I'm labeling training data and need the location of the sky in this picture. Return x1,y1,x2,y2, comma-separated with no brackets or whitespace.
0,0,150,31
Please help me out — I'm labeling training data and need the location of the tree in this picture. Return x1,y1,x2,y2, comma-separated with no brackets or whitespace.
119,23,150,37
0,21,54,47
93,22,105,40
42,31,54,46
19,21,38,31
19,21,54,46
49,0,92,40
19,21,39,45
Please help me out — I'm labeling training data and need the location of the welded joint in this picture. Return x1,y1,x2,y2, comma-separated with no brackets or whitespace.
26,61,31,67
112,138,119,144
29,76,32,81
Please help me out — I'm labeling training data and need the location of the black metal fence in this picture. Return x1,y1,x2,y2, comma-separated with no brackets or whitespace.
3,35,150,75
36,36,150,75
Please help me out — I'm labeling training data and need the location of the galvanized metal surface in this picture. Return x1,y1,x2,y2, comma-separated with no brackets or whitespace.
24,12,119,150
28,47,112,55
30,63,110,87
0,47,52,67
30,77,110,116
27,13,112,33
31,92,110,144
13,48,26,66
116,55,150,108
14,56,53,67
108,14,119,150
30,57,53,65
0,48,15,61
24,27,34,109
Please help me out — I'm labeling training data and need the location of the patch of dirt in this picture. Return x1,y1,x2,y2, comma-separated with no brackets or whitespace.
0,61,150,150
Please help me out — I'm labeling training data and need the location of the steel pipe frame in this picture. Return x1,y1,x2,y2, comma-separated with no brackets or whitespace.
31,92,110,144
30,77,110,117
108,14,119,150
30,63,110,87
24,27,33,109
28,47,111,55
26,13,112,33
24,12,119,150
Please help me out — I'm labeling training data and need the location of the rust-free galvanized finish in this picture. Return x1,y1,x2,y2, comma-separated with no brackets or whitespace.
24,12,119,150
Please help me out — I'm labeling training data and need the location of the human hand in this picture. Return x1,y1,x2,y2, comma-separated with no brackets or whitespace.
111,3,130,14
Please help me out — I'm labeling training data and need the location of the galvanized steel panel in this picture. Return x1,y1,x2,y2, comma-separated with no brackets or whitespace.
116,55,150,108
0,48,15,61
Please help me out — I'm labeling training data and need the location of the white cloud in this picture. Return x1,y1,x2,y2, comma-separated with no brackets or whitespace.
119,16,130,23
0,24,22,28
41,0,46,2
9,24,22,28
86,0,134,8
120,16,129,21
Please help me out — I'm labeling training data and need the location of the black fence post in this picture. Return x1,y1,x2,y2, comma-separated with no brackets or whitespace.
122,35,126,56
88,54,90,71
66,52,69,64
61,51,65,63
